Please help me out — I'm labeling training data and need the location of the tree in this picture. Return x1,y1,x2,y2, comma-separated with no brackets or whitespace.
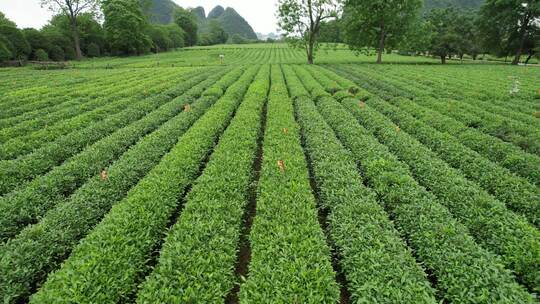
0,25,31,62
0,37,12,62
397,18,432,55
447,10,482,61
425,8,461,64
277,0,339,64
0,12,17,28
86,42,100,57
102,0,152,55
35,48,49,61
199,20,228,46
231,33,248,44
174,7,198,46
22,28,52,60
46,13,104,57
319,19,342,43
40,0,100,60
342,0,421,63
479,0,539,65
41,26,75,59
147,24,172,52
164,24,185,49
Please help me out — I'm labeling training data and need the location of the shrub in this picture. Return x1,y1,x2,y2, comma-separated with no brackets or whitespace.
47,45,64,61
34,48,49,61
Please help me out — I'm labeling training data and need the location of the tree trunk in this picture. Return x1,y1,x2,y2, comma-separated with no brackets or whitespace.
440,55,446,64
307,41,314,64
70,17,83,60
377,21,385,64
524,52,533,65
512,15,530,65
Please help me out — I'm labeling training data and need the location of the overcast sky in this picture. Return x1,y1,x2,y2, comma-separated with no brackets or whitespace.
0,0,279,33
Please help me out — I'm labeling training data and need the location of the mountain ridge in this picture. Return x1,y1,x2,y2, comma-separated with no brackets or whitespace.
141,1,258,40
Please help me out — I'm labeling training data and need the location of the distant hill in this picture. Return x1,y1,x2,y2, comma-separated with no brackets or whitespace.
140,0,179,24
423,0,484,11
192,5,257,40
142,1,257,40
213,7,257,40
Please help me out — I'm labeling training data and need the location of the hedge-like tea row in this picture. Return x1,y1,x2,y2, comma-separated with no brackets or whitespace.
335,65,540,156
135,65,270,303
0,67,243,304
285,67,437,303
299,80,534,301
0,70,155,123
366,97,540,227
420,97,540,156
0,69,216,196
0,72,150,132
0,69,179,145
367,65,540,126
0,69,133,119
0,69,223,241
387,98,540,187
340,98,540,293
313,66,540,291
0,77,178,160
0,70,169,142
327,65,540,186
238,66,340,303
29,66,259,304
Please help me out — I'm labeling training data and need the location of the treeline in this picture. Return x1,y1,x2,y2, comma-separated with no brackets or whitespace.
282,0,539,65
0,0,251,64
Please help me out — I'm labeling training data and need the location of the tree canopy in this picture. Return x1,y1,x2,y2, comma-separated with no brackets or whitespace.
277,0,339,64
40,0,100,59
102,0,152,55
342,0,422,63
479,0,539,64
173,7,198,46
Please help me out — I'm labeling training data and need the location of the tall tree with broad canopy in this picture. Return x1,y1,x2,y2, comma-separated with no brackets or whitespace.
425,8,461,64
342,0,422,63
40,0,100,60
479,0,539,65
277,0,340,64
102,0,152,55
173,7,198,47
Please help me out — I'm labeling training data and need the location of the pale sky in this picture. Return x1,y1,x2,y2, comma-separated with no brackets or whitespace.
0,0,279,33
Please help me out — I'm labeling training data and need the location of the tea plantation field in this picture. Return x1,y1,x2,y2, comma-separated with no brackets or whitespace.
1,45,539,303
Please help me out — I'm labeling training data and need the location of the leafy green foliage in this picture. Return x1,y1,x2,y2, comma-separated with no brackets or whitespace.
342,0,422,63
307,75,534,303
199,20,228,46
0,25,30,60
423,0,484,11
102,0,152,55
277,0,339,64
0,38,12,61
34,48,49,61
239,65,340,303
286,65,437,303
0,68,233,304
173,7,198,46
478,0,539,64
136,66,268,303
29,67,256,303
